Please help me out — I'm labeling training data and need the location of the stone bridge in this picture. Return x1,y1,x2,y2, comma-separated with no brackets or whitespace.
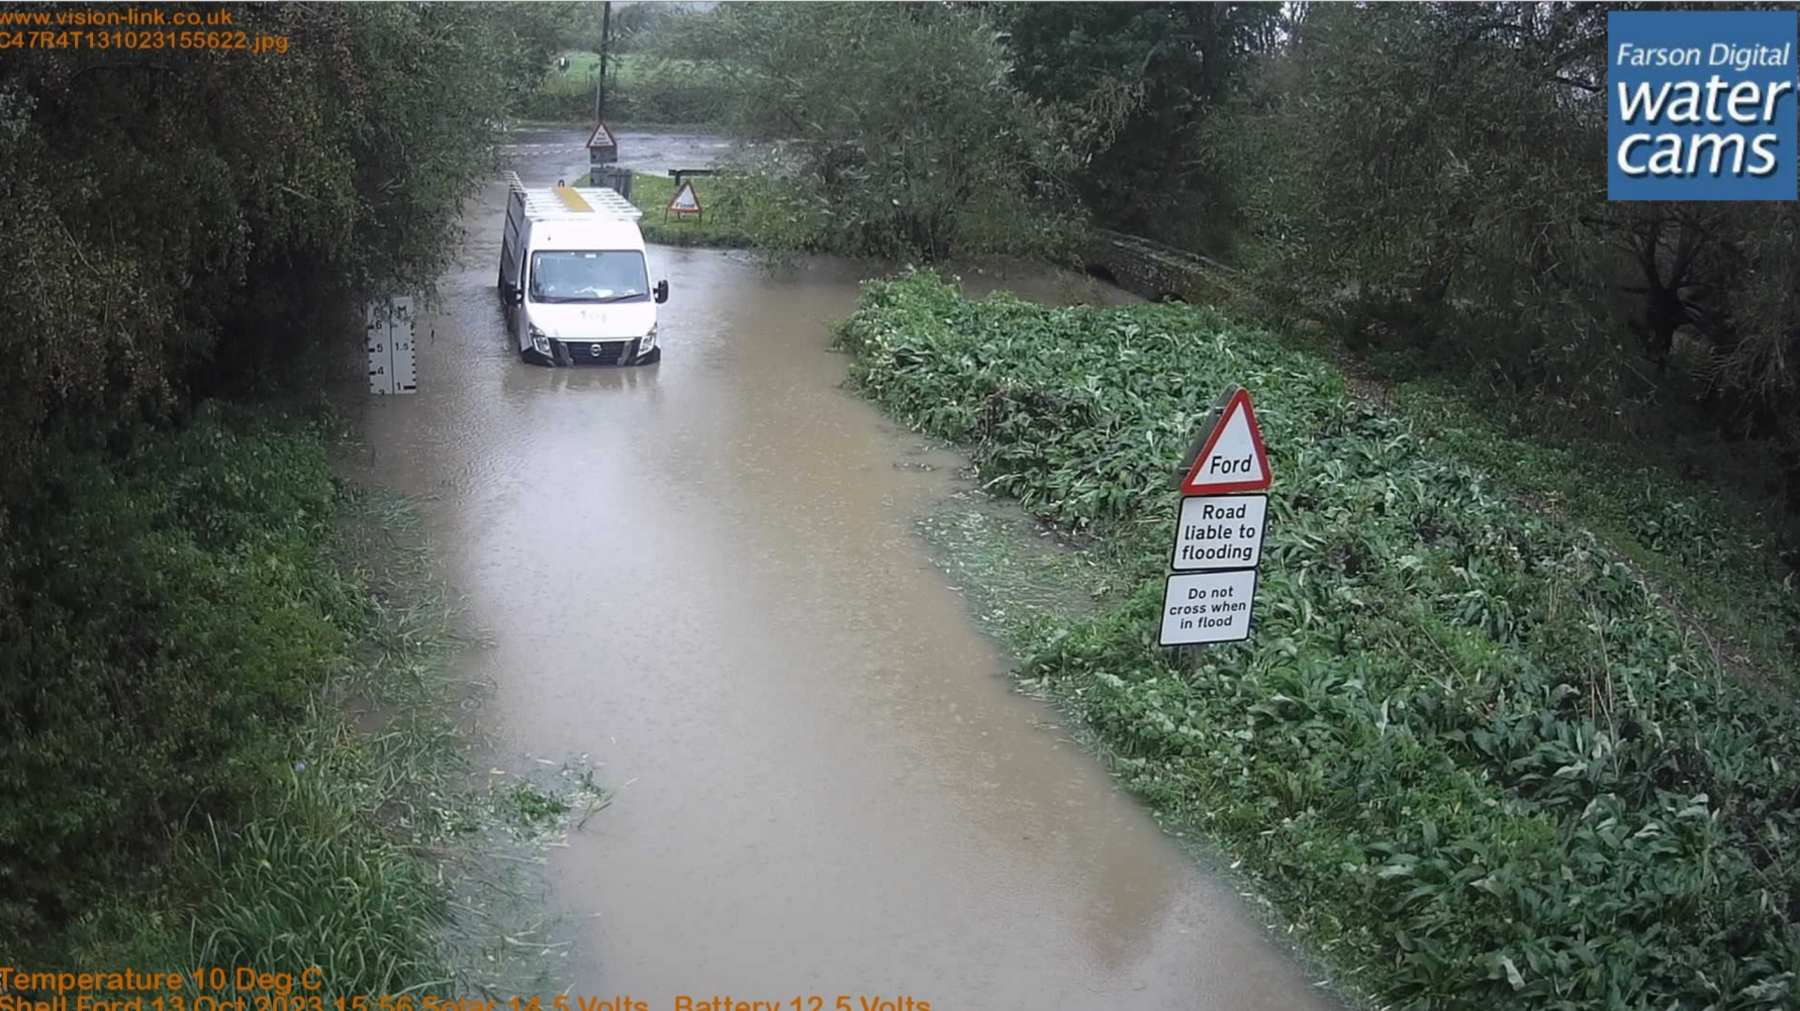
1079,228,1243,306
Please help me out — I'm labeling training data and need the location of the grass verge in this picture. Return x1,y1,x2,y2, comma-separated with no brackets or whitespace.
626,171,757,249
1386,380,1800,694
1226,300,1800,697
520,52,728,130
835,271,1800,1011
1,402,602,996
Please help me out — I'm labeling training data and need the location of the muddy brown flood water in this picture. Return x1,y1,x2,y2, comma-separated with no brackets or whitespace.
354,157,1340,1010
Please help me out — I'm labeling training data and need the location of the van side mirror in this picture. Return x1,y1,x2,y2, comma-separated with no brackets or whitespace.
654,280,669,304
508,288,524,306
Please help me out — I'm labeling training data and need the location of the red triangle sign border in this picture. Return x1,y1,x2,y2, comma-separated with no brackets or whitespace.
1179,388,1272,495
668,180,702,214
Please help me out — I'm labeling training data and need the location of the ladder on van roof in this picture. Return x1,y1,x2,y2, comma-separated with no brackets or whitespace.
506,170,643,222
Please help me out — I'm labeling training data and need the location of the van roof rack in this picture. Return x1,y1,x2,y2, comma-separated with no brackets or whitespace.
506,170,642,222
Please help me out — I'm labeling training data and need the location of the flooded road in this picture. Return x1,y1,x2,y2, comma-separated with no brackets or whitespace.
356,138,1338,1010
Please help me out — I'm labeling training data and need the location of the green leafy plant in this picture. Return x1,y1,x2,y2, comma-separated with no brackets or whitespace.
838,271,1800,1010
652,2,1086,262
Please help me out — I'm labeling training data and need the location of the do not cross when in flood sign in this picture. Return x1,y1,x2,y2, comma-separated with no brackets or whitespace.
1161,387,1271,646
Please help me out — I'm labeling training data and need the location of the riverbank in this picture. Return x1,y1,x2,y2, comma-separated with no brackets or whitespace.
834,271,1800,1010
613,153,1800,703
1,402,598,995
620,152,1797,700
1095,235,1800,696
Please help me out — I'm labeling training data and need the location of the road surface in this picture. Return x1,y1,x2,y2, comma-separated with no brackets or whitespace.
353,131,1340,1011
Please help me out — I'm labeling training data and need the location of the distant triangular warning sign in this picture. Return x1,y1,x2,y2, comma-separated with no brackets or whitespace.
1179,388,1272,494
668,180,702,215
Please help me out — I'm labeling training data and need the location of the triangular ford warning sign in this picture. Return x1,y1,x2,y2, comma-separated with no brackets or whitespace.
1179,388,1272,494
668,180,702,214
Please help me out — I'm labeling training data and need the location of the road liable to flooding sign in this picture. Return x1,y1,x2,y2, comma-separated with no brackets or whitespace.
1171,494,1267,571
1159,569,1258,645
1161,386,1271,647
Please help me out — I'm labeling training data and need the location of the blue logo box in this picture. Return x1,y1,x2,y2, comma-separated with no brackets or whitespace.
1608,10,1797,201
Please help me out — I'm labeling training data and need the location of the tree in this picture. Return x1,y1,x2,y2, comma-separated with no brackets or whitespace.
1223,1,1800,512
999,3,1281,253
0,2,562,585
655,2,1080,261
1233,3,1612,383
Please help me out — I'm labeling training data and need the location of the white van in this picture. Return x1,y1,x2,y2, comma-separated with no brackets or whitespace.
498,171,668,366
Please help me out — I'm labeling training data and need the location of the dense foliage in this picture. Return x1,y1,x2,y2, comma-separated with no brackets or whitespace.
999,2,1282,255
0,410,347,939
0,0,562,967
2,407,577,991
651,2,1083,261
985,3,1800,539
1232,3,1607,382
838,272,1800,1010
0,1,559,586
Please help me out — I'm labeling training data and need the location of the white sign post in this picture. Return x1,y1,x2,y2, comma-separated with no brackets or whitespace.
1160,387,1272,647
1161,569,1259,644
1171,494,1268,571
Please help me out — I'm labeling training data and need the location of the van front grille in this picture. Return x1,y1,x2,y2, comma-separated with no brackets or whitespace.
557,339,627,365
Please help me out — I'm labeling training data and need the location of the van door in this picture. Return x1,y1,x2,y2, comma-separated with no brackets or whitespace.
501,187,525,289
507,227,530,351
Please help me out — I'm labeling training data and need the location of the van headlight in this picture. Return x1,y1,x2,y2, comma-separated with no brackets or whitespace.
529,324,551,355
639,322,658,353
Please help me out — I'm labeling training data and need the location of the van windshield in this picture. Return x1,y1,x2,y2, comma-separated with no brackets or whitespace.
528,251,649,304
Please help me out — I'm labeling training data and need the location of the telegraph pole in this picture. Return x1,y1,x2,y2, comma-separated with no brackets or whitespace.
595,1,611,124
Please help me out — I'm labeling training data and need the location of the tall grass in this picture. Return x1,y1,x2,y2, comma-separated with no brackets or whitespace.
6,407,601,997
836,271,1800,1010
1384,380,1800,696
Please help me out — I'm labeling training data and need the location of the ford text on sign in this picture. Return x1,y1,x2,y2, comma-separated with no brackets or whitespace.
1178,388,1271,495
